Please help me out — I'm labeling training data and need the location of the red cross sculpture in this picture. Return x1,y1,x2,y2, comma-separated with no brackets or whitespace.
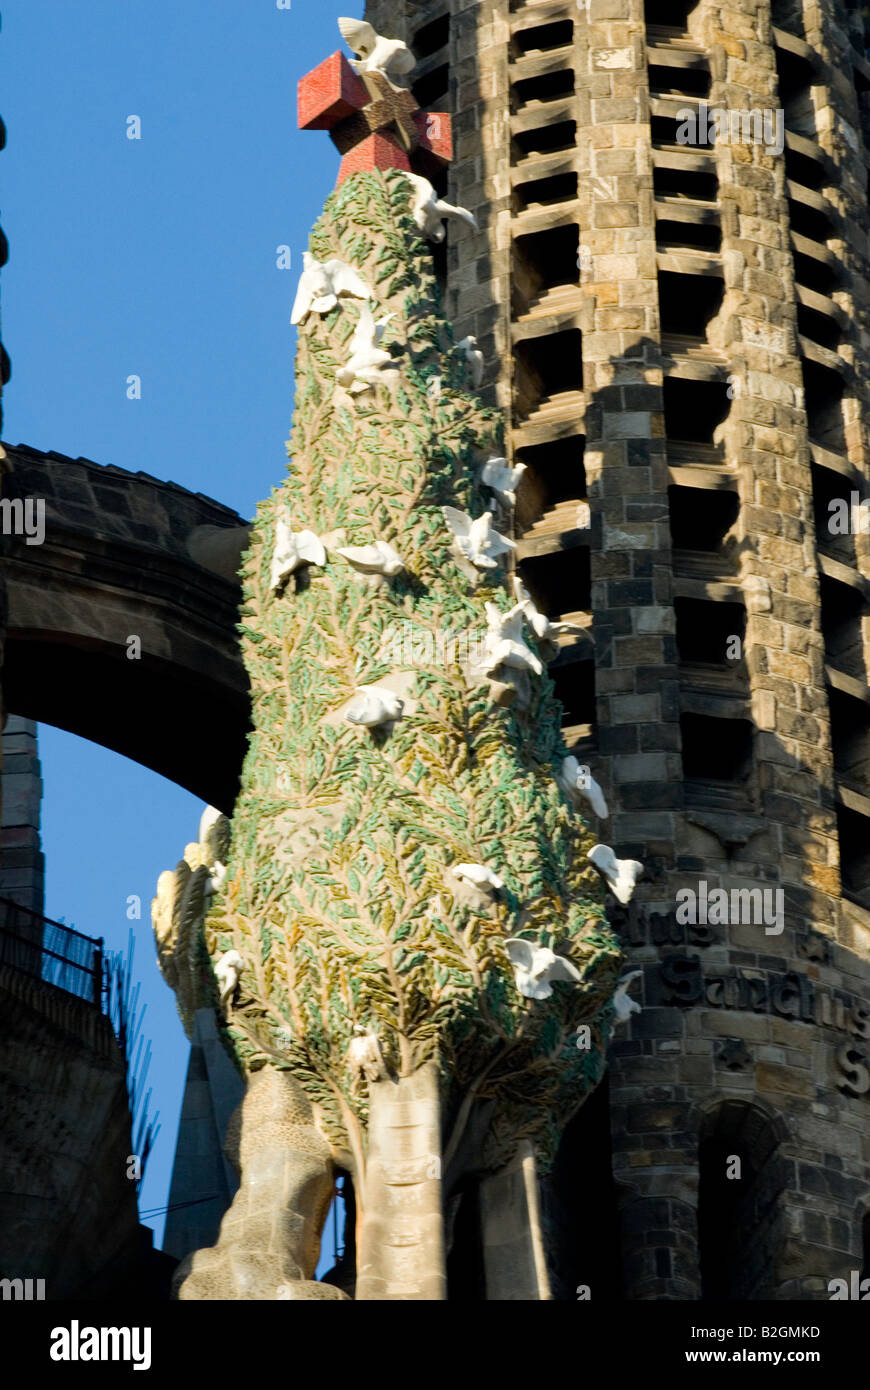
298,51,452,186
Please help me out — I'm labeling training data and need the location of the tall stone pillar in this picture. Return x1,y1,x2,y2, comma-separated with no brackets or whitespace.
356,1064,447,1301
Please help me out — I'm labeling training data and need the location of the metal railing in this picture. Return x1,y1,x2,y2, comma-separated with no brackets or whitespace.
0,896,104,1007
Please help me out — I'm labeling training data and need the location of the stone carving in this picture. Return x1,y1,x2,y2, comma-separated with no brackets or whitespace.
155,167,621,1298
291,251,371,326
505,939,584,1000
343,685,404,729
347,1026,388,1084
587,844,644,904
335,304,398,394
558,756,608,821
269,516,327,593
611,969,643,1026
480,456,525,509
214,950,244,1010
172,1067,347,1300
483,600,543,677
442,506,514,571
513,579,586,661
404,171,478,241
335,540,405,578
337,17,415,83
151,807,232,1035
450,862,504,895
456,335,484,387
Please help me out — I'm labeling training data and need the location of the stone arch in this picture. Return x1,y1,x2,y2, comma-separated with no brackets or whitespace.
1,444,251,809
695,1096,792,1300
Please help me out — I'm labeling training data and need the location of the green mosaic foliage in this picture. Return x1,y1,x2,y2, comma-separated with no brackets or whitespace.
207,169,622,1171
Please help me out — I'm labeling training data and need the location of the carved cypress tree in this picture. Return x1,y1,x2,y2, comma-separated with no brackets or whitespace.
204,167,621,1185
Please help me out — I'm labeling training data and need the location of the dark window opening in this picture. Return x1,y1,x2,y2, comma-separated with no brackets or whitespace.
675,597,746,667
830,686,870,794
813,463,859,569
518,546,591,619
648,62,710,99
862,1211,870,1280
820,574,867,684
513,21,574,57
413,14,449,59
798,302,841,351
792,248,838,294
681,713,753,782
512,223,580,312
658,270,724,339
516,435,586,533
784,143,825,190
541,1075,624,1300
669,484,740,555
514,171,578,212
837,803,870,905
776,48,818,140
513,67,575,107
802,358,846,454
787,195,834,244
413,64,450,110
514,329,583,419
656,216,722,252
651,113,713,148
653,163,719,202
644,0,699,29
771,0,806,37
514,119,577,158
698,1104,784,1300
663,377,731,444
551,655,596,727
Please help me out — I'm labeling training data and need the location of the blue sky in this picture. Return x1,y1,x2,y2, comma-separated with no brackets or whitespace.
2,0,354,1251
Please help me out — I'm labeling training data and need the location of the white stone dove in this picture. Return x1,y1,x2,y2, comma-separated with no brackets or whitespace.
484,602,543,676
457,335,484,387
347,1025,388,1083
214,950,244,1009
443,506,514,570
481,457,526,508
344,685,405,728
336,539,405,577
452,863,504,893
587,844,644,904
270,517,327,592
405,172,478,242
336,304,399,394
612,970,643,1025
205,861,228,897
513,577,587,645
505,939,583,1000
290,251,371,326
558,755,609,819
338,17,416,81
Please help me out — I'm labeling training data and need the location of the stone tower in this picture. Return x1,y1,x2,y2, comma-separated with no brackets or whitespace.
356,0,870,1298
